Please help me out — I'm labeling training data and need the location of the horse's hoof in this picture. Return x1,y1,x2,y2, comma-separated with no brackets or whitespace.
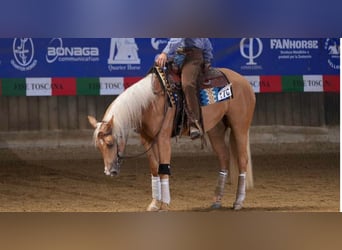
211,202,222,209
147,205,160,212
146,199,161,212
159,202,170,212
233,203,243,210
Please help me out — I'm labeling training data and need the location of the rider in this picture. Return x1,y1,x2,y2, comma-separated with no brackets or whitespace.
155,38,213,140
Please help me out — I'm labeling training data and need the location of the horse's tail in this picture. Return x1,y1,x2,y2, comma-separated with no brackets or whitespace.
228,129,254,189
246,131,254,189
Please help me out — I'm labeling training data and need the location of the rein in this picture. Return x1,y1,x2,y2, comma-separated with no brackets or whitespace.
117,140,154,160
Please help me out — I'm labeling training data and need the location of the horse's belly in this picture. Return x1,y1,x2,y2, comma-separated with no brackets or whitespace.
201,102,228,132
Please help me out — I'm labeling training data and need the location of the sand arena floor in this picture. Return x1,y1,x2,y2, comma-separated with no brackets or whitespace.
0,145,339,212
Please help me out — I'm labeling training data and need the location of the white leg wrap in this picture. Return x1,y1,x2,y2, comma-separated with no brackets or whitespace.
234,172,246,209
151,176,161,201
161,178,171,204
237,173,246,200
215,170,228,198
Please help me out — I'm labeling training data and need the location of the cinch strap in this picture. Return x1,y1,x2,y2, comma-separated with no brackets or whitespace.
158,164,171,175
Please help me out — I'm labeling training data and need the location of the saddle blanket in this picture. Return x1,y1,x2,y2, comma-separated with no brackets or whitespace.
200,83,233,106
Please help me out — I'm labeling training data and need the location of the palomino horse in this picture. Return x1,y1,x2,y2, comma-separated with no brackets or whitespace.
88,66,255,211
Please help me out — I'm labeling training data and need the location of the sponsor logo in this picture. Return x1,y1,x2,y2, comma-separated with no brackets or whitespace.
324,38,340,70
304,79,322,88
240,38,263,70
99,77,124,95
25,78,53,96
101,81,122,89
270,39,319,49
249,80,259,89
27,83,63,90
11,38,37,71
244,76,260,93
107,38,141,72
46,38,99,63
270,39,318,60
151,38,169,50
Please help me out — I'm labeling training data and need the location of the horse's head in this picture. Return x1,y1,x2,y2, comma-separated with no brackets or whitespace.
88,115,126,176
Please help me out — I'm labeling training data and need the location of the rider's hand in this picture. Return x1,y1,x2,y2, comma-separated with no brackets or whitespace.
156,52,167,68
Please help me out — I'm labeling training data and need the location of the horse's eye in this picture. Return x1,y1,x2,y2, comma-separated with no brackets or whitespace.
98,132,104,138
104,135,114,147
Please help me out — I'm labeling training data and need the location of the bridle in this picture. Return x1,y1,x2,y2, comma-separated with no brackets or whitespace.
96,121,154,163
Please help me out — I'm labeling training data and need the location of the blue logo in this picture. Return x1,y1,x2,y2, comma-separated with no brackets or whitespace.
324,38,340,70
11,38,37,71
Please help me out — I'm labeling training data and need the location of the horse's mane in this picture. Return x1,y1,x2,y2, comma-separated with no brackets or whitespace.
102,73,157,136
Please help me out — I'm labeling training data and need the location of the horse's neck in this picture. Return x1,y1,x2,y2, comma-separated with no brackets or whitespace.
104,74,157,136
140,90,168,138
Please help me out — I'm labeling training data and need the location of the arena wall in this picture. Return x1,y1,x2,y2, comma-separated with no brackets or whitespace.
0,92,339,132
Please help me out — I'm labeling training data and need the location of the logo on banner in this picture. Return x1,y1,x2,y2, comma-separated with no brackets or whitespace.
151,38,169,50
107,38,141,71
99,77,124,95
11,38,37,71
270,39,318,60
240,38,263,70
46,38,100,63
324,38,340,70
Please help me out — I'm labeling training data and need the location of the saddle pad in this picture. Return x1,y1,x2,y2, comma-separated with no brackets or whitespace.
200,83,233,106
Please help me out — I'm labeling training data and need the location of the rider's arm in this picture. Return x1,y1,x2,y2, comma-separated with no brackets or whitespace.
202,38,213,64
162,38,183,58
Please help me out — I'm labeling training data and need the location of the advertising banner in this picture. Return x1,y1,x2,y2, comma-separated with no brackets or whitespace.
0,38,339,96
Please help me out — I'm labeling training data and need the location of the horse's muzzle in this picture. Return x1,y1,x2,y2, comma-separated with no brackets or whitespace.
104,160,121,177
104,167,119,176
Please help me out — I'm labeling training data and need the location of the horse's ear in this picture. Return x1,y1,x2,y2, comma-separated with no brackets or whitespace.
101,116,114,133
88,115,98,128
108,116,114,128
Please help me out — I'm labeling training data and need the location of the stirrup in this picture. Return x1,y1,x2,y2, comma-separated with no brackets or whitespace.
190,126,201,140
190,120,203,140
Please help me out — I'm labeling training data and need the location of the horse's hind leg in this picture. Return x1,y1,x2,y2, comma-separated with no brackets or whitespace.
229,128,249,210
207,121,229,209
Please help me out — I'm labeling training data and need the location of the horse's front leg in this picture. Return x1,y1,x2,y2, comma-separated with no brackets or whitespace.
140,134,161,211
156,107,176,211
